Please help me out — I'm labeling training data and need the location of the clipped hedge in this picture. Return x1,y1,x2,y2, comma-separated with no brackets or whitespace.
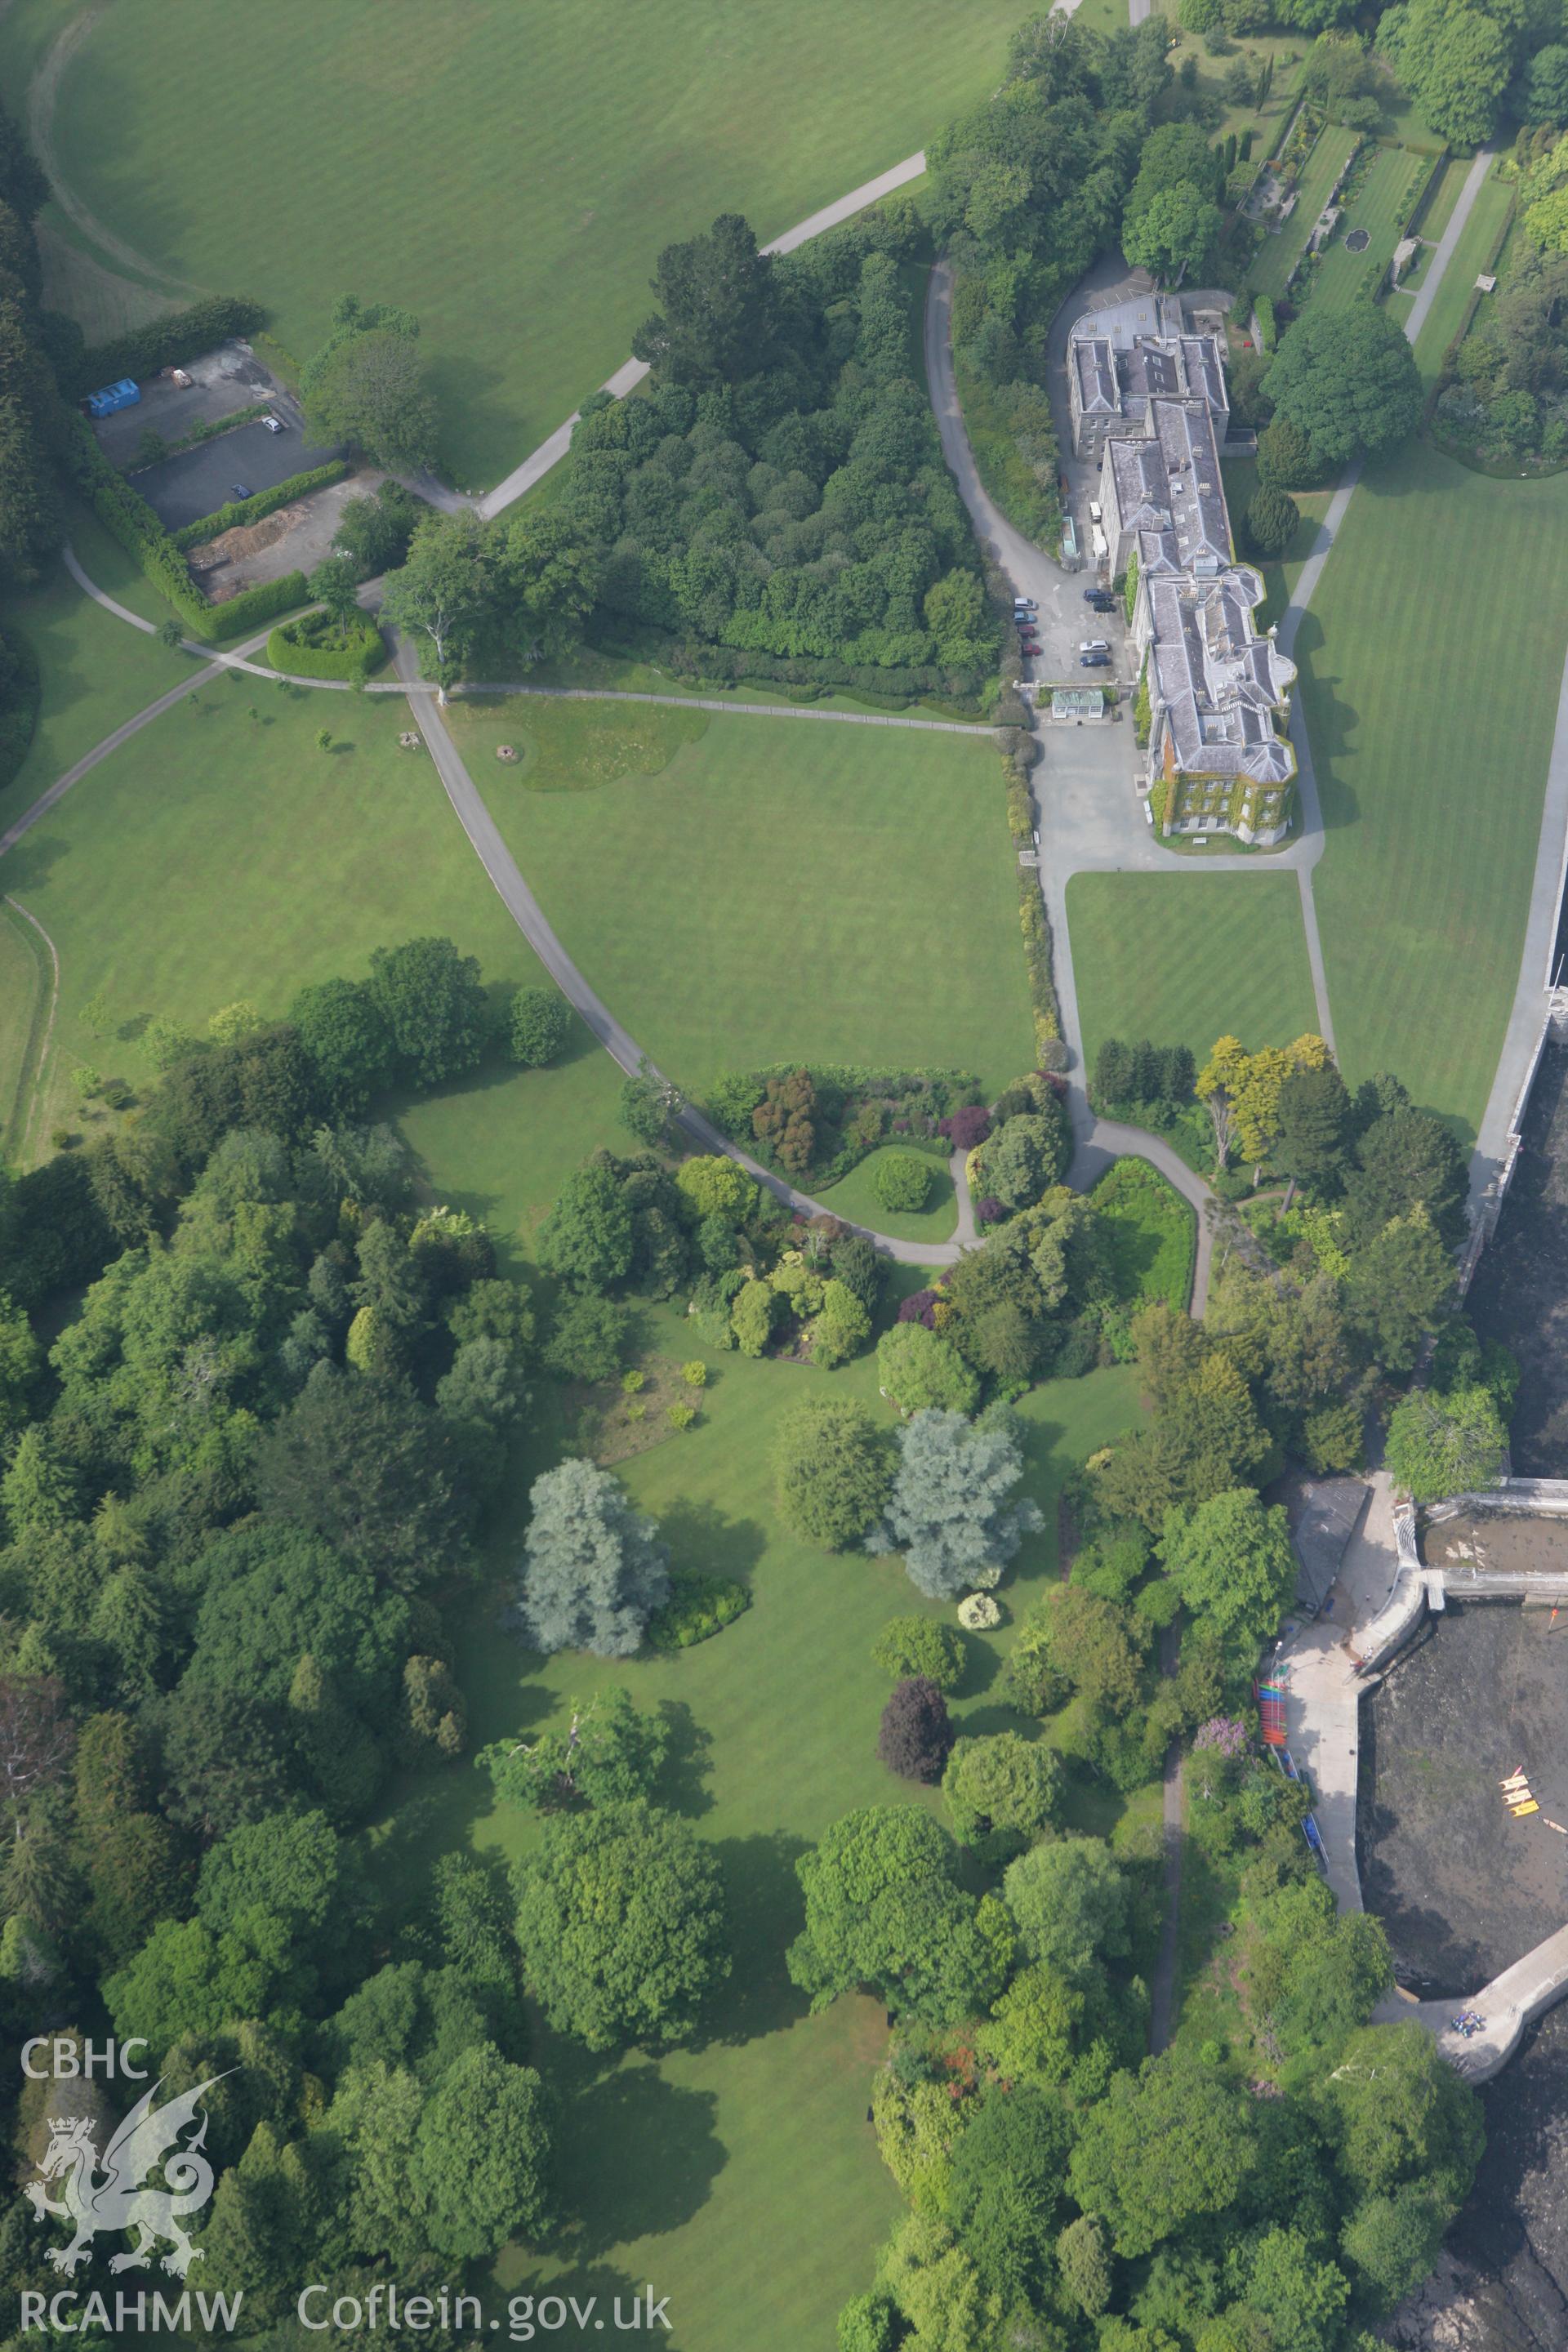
205,572,312,642
267,609,385,681
64,414,308,643
69,296,266,399
65,413,212,630
590,620,987,712
646,1575,751,1651
172,461,350,551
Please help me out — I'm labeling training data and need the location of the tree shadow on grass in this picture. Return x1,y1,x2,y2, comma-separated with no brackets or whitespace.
653,1496,767,1588
657,1699,715,1820
553,2060,725,2261
698,1829,812,2050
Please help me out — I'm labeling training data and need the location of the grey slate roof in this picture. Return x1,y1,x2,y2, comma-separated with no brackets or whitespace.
1066,296,1231,434
1073,337,1119,418
1147,571,1298,788
1291,1480,1370,1617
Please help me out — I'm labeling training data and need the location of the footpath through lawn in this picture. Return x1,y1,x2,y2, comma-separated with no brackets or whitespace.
0,675,622,1197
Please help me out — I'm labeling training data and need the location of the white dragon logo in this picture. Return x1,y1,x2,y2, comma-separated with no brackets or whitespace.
24,2074,228,2277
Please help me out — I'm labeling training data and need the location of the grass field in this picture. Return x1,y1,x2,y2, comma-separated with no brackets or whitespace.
1301,444,1568,1134
815,1147,958,1248
1413,153,1463,246
383,1334,1145,2352
0,515,190,837
0,675,623,1211
7,0,1039,489
456,697,1036,1103
1248,125,1357,304
1066,872,1321,1080
1311,143,1423,313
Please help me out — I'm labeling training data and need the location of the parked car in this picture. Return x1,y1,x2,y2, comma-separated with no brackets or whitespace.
1080,653,1110,669
1080,639,1110,653
230,484,252,499
1013,598,1037,612
262,415,285,434
1082,587,1111,604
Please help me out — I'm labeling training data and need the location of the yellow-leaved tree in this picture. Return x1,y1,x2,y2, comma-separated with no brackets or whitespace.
1196,1033,1329,1179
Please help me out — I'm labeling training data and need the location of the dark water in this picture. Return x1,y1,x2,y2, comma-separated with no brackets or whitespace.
1468,1046,1568,1477
1363,1603,1568,2348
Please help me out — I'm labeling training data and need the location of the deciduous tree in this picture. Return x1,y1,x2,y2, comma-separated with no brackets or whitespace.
877,1677,955,1783
773,1396,892,1548
1264,304,1422,466
788,1804,1013,2023
514,1797,728,2048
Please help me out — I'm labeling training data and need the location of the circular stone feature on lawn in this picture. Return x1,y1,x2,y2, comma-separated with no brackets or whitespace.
399,731,421,749
497,743,519,761
1343,228,1370,252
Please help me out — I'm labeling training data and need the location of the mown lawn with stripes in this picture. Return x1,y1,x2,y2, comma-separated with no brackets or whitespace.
1066,871,1321,1078
457,697,1037,1104
1303,444,1568,1135
1249,124,1356,303
29,0,1030,487
1312,143,1423,312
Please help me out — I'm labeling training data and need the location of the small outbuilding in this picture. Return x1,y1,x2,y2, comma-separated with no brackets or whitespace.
1049,688,1107,724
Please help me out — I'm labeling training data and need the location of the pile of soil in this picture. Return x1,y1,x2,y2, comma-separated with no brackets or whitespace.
186,505,300,582
1364,1606,1568,2348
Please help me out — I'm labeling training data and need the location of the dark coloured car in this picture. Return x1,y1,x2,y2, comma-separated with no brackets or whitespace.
230,484,252,498
1079,653,1110,668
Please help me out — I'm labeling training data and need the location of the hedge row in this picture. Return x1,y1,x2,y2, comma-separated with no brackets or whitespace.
1401,148,1449,243
203,573,313,643
138,402,270,464
68,296,266,399
172,461,350,550
65,414,309,643
267,612,386,681
590,621,987,710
